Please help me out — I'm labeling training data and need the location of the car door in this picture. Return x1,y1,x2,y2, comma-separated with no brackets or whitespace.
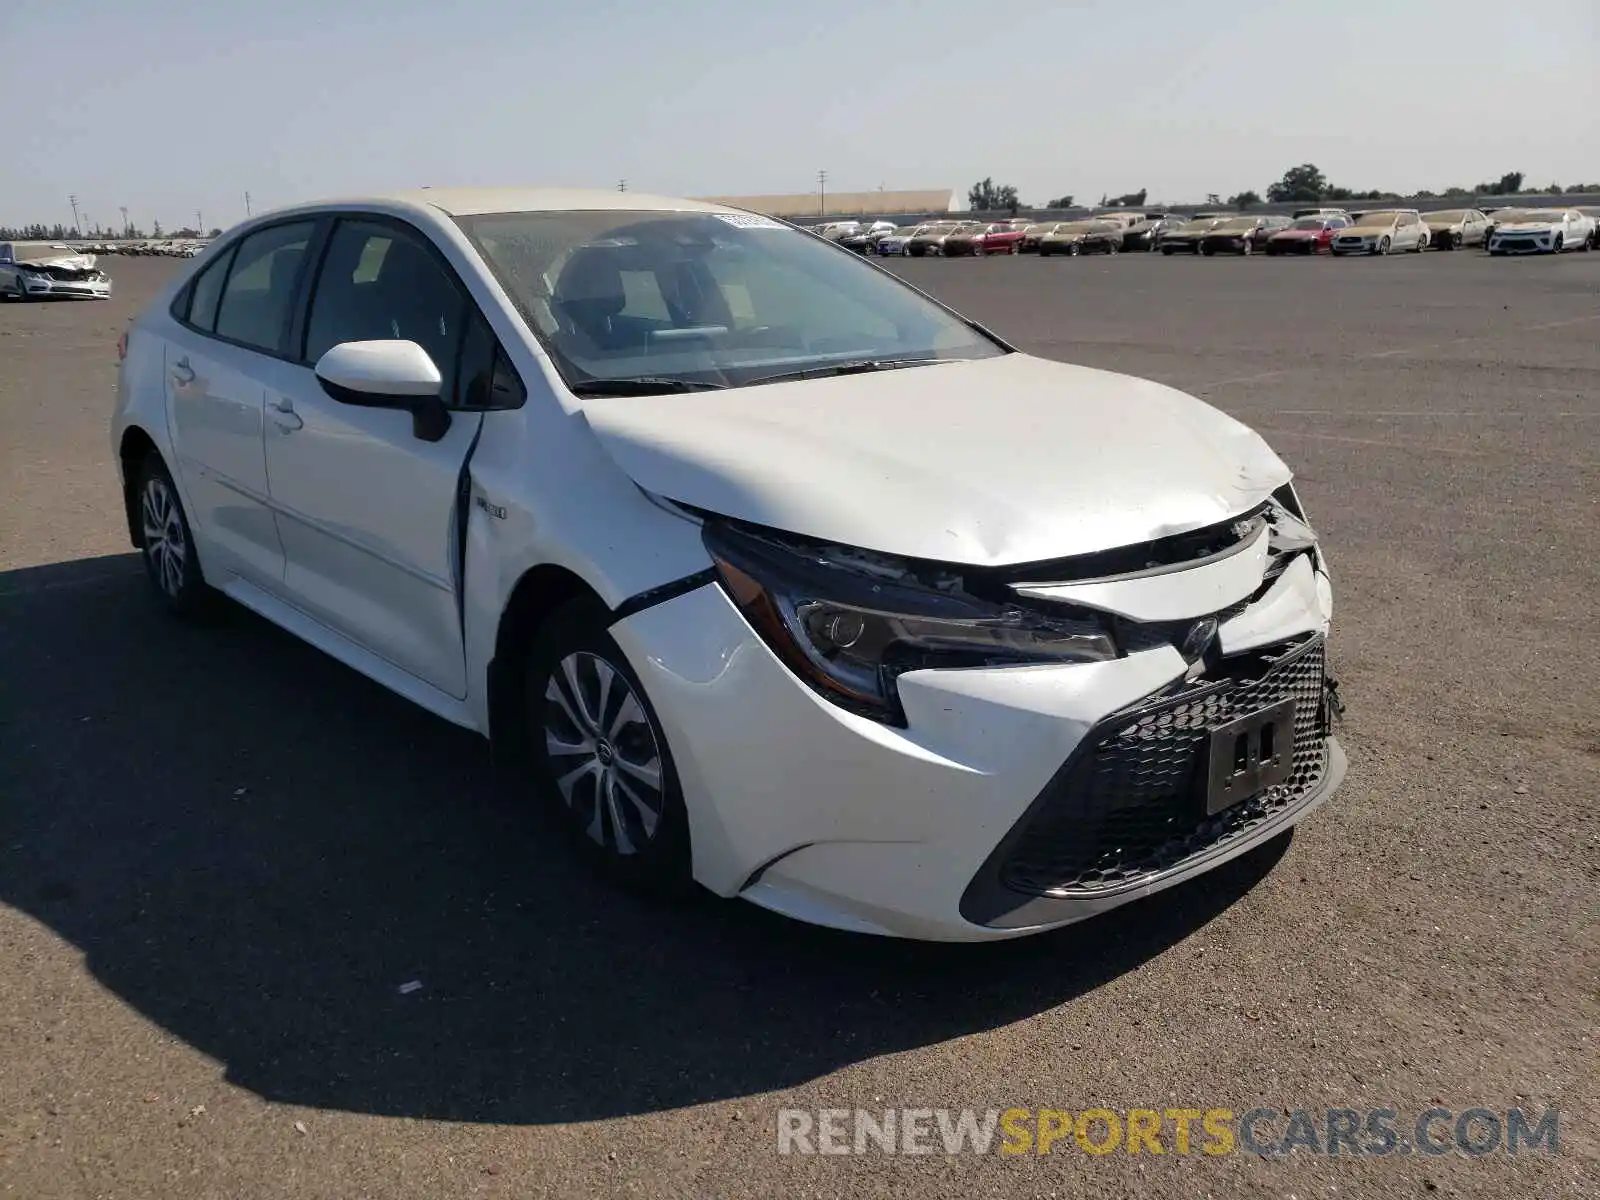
260,216,488,699
164,221,317,587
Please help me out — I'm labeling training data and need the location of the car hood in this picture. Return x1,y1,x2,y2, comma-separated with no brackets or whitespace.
1496,219,1561,233
580,353,1292,567
1271,228,1321,238
14,250,97,269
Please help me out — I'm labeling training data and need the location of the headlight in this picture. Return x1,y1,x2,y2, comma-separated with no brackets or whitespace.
703,521,1117,722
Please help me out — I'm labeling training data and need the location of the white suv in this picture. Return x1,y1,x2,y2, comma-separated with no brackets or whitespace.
112,188,1345,941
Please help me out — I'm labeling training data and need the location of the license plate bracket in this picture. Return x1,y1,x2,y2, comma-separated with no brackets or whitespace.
1205,698,1296,816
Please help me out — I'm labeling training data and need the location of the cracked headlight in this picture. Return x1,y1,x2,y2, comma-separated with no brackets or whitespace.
704,521,1116,723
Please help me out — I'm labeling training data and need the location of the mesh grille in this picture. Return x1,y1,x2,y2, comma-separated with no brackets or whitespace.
999,636,1329,896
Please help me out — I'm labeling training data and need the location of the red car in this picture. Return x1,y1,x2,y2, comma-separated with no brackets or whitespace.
944,221,1028,256
1264,214,1351,256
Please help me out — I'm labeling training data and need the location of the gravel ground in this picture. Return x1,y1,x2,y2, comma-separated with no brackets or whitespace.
2,250,1596,1199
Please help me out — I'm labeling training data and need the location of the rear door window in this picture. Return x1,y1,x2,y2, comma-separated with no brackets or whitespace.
183,246,237,332
213,222,316,353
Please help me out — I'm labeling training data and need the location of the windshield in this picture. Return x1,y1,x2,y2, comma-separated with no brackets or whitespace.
1288,217,1329,230
1212,217,1258,232
1354,211,1400,225
1426,210,1468,222
457,209,1006,392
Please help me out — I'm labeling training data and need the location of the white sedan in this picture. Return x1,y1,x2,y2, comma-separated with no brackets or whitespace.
112,188,1345,941
1487,208,1597,255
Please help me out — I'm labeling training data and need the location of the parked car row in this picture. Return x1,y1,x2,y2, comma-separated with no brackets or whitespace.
809,205,1600,260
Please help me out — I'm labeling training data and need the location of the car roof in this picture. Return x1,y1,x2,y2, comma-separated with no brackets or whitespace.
259,187,740,220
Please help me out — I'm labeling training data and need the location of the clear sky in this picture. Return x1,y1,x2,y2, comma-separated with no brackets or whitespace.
3,0,1595,231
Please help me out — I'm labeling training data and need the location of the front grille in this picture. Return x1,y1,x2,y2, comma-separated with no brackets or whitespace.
998,635,1329,896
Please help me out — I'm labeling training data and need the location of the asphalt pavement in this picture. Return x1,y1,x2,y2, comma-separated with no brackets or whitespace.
2,250,1596,1198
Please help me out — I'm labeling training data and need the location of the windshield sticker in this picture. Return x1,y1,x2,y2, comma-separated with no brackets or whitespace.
714,213,786,230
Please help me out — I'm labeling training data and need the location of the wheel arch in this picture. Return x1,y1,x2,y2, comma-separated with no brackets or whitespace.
486,563,609,752
118,425,164,548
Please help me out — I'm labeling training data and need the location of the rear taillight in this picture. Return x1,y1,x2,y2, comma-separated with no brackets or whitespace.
116,328,128,361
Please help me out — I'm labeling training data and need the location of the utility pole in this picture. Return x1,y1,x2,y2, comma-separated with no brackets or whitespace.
196,210,203,234
68,193,81,234
119,206,129,236
245,191,252,217
618,179,627,192
818,169,827,216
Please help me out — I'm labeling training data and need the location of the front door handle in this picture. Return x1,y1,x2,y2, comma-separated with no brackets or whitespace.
267,396,303,433
170,357,195,386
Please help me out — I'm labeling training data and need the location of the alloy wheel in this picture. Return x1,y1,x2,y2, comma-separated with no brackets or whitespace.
542,651,665,856
140,476,188,598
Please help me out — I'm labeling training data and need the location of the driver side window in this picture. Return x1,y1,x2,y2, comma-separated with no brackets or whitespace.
302,219,467,392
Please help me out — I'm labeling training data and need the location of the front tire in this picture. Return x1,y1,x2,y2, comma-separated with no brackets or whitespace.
135,455,213,618
1552,233,1564,253
527,600,691,892
1376,236,1391,256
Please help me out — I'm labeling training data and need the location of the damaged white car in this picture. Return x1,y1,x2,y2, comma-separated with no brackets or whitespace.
111,189,1345,941
1,241,113,300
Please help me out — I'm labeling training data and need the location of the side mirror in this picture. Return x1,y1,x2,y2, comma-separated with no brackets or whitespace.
314,340,451,442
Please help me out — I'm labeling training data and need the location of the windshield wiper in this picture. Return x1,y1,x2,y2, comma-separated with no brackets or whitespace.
745,357,951,386
568,376,727,397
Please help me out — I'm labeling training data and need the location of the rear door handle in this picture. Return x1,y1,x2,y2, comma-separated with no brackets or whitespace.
170,357,195,386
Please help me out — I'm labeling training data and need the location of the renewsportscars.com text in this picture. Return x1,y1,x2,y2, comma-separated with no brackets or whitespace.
776,1106,1560,1159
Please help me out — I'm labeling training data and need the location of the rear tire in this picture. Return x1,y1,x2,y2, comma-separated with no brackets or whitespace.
135,455,215,619
1161,246,1174,256
526,599,692,894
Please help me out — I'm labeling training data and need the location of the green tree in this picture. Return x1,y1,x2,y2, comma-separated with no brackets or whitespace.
1107,188,1147,207
1228,190,1262,209
1266,163,1329,203
1474,171,1523,196
152,219,164,237
967,178,1020,214
1044,193,1074,208
1204,193,1222,206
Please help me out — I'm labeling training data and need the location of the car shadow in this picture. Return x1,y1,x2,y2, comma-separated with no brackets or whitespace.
0,554,1291,1125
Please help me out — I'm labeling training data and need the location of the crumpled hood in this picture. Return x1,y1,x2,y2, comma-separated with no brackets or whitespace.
581,353,1292,566
15,250,96,269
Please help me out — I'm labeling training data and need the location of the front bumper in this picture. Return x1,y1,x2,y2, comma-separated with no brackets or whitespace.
611,554,1342,941
1489,233,1556,253
17,273,112,298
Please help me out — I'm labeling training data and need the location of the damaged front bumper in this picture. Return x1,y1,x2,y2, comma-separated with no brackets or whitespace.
610,502,1346,941
15,267,112,298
